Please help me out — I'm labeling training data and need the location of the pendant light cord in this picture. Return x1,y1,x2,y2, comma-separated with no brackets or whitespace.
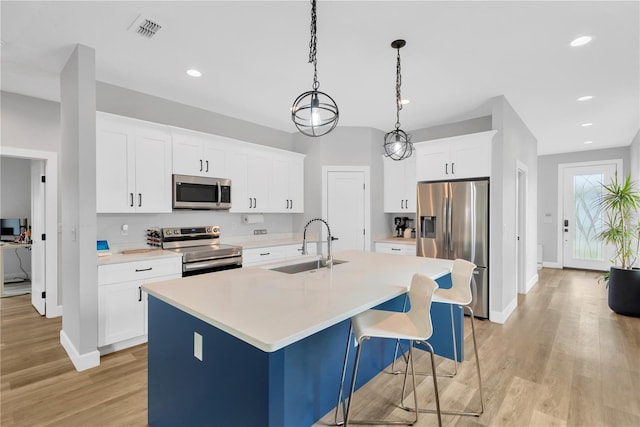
308,0,319,90
395,46,402,129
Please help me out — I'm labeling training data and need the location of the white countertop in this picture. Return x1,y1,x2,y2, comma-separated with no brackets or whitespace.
142,250,452,353
375,237,416,245
97,249,182,266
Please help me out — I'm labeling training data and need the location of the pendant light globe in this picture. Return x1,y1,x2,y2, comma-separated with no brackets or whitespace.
383,39,413,161
291,0,339,137
292,89,339,137
384,128,413,161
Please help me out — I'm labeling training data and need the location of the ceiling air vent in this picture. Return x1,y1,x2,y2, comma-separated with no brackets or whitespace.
128,14,162,38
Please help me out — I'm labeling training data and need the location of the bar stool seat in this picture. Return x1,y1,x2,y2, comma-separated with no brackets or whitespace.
336,273,442,427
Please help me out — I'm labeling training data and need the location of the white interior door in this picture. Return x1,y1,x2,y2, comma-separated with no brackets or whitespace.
562,162,619,270
325,170,367,253
30,160,45,315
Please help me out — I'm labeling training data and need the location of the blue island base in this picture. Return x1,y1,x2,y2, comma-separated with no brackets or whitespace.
148,276,461,427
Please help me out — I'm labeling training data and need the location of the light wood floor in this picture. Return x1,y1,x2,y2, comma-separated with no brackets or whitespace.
1,268,639,426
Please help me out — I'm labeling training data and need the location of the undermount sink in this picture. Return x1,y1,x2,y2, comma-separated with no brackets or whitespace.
268,259,347,274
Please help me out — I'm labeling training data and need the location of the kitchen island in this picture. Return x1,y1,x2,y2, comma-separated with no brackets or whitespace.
143,250,460,427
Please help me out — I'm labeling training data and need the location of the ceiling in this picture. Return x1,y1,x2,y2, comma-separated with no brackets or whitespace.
1,1,638,155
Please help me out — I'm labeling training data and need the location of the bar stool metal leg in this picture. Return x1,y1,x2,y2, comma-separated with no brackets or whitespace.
399,340,442,427
335,324,353,426
406,305,484,417
345,339,420,426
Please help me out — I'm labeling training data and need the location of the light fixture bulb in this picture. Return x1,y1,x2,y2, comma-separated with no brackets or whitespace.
584,140,593,144
577,95,593,102
311,109,321,127
581,123,593,127
186,69,202,77
570,36,592,47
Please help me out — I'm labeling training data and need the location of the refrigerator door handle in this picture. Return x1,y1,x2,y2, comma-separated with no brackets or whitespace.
443,195,449,256
448,193,454,252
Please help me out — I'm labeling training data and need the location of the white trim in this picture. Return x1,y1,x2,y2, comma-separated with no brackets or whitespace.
516,160,528,295
98,335,147,356
489,297,517,324
321,166,372,252
0,147,60,318
542,262,563,269
524,274,539,294
557,159,623,269
60,330,100,372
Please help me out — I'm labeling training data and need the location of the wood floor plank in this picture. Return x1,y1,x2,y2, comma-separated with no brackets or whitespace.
2,268,639,427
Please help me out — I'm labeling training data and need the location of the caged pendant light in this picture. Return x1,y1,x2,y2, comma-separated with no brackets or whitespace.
383,39,413,161
291,0,339,137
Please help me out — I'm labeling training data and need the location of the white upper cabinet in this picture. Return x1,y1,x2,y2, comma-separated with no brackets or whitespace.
229,146,305,213
414,130,497,181
96,113,172,213
383,155,417,213
272,153,305,213
171,128,226,177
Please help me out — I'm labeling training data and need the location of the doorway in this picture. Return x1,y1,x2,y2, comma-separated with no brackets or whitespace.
516,162,527,294
0,148,60,317
321,166,371,252
559,160,622,271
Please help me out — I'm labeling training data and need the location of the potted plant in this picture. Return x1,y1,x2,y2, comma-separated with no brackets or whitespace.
596,173,640,317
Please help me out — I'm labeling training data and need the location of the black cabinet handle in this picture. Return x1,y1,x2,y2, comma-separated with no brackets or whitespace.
290,199,293,210
138,193,142,207
260,252,270,256
135,267,152,272
392,248,401,251
138,286,142,302
205,160,209,173
249,197,252,208
253,198,257,208
451,162,455,174
200,159,203,172
130,193,134,207
445,163,449,175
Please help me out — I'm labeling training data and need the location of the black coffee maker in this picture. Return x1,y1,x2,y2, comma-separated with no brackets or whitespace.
394,216,412,237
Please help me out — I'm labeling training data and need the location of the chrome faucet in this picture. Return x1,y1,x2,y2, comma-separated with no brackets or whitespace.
302,218,336,267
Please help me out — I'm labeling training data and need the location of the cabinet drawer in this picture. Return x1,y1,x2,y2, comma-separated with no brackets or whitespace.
98,257,182,285
375,242,416,256
243,246,287,266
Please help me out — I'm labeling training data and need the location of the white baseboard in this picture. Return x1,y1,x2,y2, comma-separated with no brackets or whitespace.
60,329,100,372
525,274,539,293
542,262,562,269
98,335,147,356
46,304,63,318
490,297,518,324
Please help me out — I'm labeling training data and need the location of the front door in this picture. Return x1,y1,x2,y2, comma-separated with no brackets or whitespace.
562,161,620,270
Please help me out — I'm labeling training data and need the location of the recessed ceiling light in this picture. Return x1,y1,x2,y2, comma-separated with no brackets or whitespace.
584,140,593,144
186,69,202,77
570,36,592,47
577,95,593,102
581,123,593,127
400,99,410,105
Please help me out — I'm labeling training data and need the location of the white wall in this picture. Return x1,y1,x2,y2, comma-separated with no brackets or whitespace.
0,91,60,152
491,95,538,323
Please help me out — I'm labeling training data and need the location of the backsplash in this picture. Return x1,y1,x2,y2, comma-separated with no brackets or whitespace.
97,211,295,247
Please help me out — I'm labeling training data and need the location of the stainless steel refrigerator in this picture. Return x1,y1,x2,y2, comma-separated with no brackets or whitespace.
416,179,489,319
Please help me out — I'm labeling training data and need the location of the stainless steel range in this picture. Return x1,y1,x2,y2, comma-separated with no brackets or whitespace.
157,226,242,276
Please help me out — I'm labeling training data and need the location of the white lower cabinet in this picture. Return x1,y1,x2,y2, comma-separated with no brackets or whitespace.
375,242,416,256
243,243,317,267
98,257,181,352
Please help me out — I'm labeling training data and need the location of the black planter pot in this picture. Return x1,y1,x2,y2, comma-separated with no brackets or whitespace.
608,267,640,317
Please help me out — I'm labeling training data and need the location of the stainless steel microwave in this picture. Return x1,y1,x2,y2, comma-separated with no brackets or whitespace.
172,174,231,210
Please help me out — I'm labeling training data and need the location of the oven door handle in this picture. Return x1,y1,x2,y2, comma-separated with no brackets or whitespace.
182,257,242,273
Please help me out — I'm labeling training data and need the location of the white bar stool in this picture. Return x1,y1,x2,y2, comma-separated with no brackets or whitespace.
407,258,484,417
335,273,442,427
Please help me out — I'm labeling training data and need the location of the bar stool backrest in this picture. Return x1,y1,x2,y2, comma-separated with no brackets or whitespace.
406,273,439,340
451,258,477,306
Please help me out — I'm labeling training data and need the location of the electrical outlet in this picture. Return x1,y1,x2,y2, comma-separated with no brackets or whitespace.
194,332,203,361
121,224,129,236
253,229,268,235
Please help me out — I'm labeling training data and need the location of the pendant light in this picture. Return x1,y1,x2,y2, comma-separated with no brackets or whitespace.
383,39,413,161
291,0,339,137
